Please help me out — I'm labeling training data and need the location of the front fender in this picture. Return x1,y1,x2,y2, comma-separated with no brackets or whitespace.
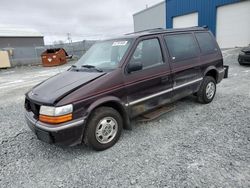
85,96,132,130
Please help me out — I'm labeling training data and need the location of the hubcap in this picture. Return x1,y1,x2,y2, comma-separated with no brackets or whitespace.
206,82,215,99
95,117,118,144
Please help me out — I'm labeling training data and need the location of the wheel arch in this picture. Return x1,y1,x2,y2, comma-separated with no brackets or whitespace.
204,66,219,83
85,96,131,130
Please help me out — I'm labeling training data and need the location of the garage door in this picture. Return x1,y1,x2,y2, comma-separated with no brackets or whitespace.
173,12,198,28
216,1,250,48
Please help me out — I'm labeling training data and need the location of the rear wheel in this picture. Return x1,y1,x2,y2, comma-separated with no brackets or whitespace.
84,107,122,151
197,76,216,104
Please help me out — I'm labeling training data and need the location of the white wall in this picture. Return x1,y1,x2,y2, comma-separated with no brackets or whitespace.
133,1,166,32
173,12,198,28
216,1,250,48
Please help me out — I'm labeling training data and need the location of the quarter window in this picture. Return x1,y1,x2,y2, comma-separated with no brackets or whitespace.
164,34,199,61
195,32,217,54
129,38,163,70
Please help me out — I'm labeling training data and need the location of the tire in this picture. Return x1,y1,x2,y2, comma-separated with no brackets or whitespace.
84,107,123,151
197,76,216,104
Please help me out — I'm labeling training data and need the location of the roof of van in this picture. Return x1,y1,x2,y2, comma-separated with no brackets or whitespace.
101,27,209,41
125,26,208,38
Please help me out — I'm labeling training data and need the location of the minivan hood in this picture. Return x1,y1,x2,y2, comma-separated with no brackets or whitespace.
28,71,105,104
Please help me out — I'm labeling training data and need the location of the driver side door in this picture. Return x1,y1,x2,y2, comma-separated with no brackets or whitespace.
123,36,173,117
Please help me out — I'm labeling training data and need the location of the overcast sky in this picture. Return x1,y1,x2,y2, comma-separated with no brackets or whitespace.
0,0,162,44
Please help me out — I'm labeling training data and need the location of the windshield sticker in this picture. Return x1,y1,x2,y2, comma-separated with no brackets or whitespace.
112,41,128,46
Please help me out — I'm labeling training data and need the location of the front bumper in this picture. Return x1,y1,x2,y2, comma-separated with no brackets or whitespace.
25,111,86,146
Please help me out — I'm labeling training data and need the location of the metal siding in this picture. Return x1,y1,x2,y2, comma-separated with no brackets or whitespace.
134,1,166,32
166,0,241,35
0,37,44,48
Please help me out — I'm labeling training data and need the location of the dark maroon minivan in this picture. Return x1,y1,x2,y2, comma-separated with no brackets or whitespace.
25,27,226,150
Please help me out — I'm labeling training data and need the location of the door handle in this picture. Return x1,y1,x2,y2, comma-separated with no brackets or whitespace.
161,75,169,83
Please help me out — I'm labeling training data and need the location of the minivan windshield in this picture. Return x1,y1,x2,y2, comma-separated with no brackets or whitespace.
74,39,132,71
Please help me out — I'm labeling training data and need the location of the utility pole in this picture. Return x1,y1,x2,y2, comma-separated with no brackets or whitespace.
67,33,74,57
67,33,72,44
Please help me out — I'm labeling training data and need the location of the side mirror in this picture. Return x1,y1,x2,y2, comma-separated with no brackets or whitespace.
127,61,143,73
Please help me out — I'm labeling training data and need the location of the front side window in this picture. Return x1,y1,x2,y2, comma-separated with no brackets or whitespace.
195,32,217,54
75,39,131,70
129,38,163,70
164,34,199,61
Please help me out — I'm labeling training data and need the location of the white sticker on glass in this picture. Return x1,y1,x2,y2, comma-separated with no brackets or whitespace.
112,41,128,46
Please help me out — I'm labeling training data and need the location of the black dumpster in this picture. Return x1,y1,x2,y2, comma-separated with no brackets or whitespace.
224,65,229,78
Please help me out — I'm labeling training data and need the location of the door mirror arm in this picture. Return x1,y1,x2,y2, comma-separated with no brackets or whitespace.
127,61,143,73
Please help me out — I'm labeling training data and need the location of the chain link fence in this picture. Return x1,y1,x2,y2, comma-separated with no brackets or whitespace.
1,40,95,66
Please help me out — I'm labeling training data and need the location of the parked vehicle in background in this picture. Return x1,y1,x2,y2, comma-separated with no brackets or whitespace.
25,27,227,151
238,47,250,65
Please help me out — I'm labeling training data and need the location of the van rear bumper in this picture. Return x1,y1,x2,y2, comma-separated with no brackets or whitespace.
217,68,225,83
217,66,228,83
25,111,85,146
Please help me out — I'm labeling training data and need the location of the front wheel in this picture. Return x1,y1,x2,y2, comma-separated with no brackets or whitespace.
84,107,123,151
197,76,216,104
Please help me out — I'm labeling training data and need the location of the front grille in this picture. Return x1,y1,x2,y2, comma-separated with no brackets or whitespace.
25,99,31,111
25,98,40,118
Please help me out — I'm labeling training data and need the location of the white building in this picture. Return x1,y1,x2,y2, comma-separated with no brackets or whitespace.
133,1,166,32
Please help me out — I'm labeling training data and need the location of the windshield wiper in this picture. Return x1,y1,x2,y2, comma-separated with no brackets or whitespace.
68,64,78,71
81,65,103,72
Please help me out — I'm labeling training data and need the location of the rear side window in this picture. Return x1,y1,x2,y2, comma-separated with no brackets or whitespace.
195,32,217,54
164,34,199,61
129,38,163,69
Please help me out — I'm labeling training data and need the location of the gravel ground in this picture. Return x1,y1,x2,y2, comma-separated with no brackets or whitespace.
0,49,250,187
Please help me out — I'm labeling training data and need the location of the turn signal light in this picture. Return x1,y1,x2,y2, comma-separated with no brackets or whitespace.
39,114,72,124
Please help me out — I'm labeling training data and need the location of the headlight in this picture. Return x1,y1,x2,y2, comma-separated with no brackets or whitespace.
39,104,73,124
40,104,73,116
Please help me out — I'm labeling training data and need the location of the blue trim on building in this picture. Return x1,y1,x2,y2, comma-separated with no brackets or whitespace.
166,0,240,35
